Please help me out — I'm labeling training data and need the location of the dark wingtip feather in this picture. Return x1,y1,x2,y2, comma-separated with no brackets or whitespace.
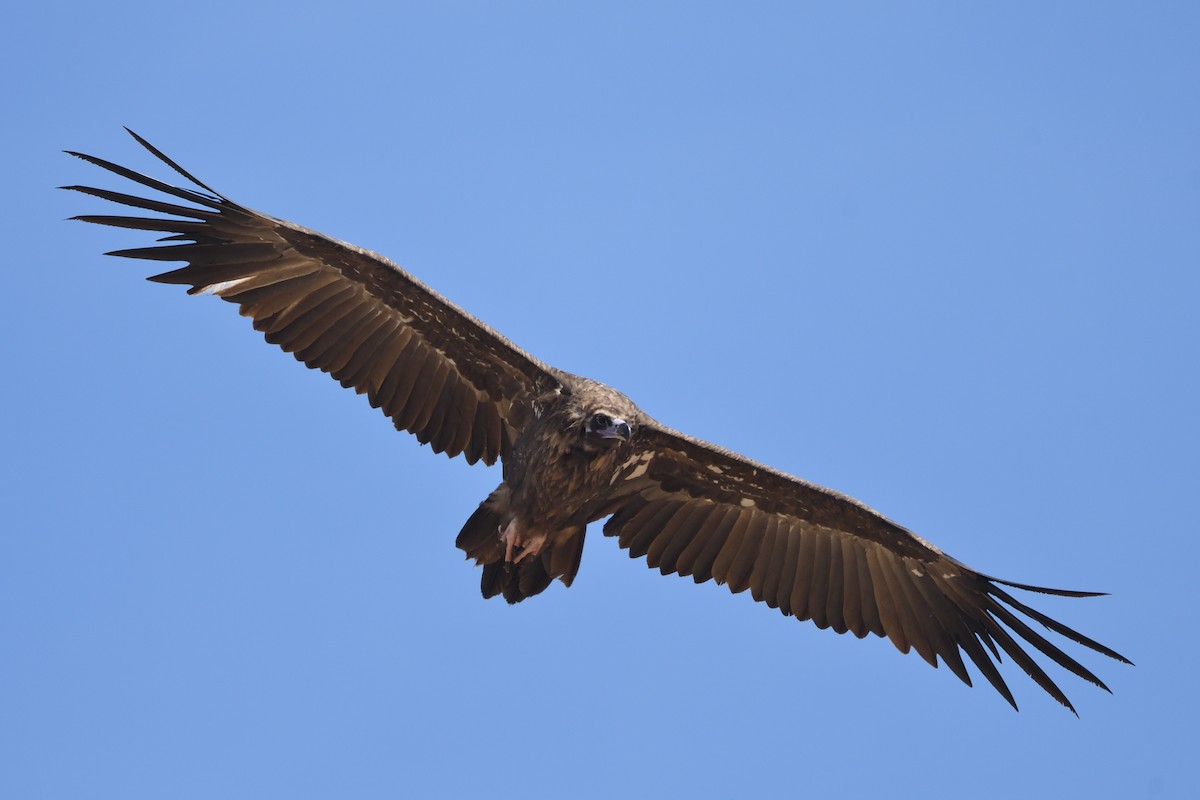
989,576,1108,598
123,127,222,196
65,149,224,208
60,184,216,220
105,246,189,261
989,584,1134,666
986,597,1113,694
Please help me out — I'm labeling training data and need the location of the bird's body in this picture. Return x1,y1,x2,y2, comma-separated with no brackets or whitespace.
458,373,645,600
507,376,639,531
66,131,1130,712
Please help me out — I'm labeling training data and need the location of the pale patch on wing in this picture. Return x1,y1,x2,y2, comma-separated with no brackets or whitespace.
628,460,652,480
739,497,756,508
201,277,255,296
612,452,654,484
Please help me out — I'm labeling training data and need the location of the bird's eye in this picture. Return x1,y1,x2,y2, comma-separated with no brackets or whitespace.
590,413,612,430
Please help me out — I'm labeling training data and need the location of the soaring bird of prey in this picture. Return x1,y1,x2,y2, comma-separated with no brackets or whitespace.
66,130,1129,713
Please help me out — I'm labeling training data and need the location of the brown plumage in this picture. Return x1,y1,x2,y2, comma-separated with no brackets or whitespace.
66,130,1130,713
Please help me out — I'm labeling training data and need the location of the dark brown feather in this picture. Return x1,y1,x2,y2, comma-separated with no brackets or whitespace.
646,503,707,571
725,513,767,595
710,510,753,587
837,536,865,637
790,526,818,621
757,517,789,610
688,508,741,584
808,530,834,631
746,515,781,603
771,521,802,616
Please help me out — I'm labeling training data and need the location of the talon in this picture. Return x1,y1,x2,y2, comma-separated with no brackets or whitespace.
499,520,547,564
515,532,548,563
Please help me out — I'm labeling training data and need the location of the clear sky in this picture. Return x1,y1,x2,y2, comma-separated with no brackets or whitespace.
4,2,1198,798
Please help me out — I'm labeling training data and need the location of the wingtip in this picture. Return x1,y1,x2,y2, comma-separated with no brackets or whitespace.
991,576,1111,598
116,127,223,196
1053,690,1079,717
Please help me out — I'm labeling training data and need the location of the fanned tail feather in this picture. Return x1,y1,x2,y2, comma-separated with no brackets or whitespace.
455,496,585,605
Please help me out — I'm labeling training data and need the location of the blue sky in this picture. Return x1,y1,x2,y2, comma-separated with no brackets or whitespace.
4,2,1198,798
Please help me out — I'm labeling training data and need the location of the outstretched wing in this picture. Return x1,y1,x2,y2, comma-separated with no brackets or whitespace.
602,421,1130,712
65,130,561,465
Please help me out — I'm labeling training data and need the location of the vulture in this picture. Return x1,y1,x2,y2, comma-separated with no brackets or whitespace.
66,130,1129,713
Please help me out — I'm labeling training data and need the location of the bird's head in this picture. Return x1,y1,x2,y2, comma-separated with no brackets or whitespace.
583,410,632,447
555,376,639,455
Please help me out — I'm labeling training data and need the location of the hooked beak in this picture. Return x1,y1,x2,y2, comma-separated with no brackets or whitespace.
597,418,632,442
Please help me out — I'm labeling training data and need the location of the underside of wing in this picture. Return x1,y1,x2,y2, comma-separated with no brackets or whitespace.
65,130,561,465
602,422,1130,712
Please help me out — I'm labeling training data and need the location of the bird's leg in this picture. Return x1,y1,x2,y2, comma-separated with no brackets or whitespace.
500,519,548,564
501,520,520,563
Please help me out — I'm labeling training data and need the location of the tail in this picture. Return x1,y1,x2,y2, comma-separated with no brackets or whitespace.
455,492,586,604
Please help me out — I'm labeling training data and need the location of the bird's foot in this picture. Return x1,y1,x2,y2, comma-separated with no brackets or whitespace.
500,520,547,564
